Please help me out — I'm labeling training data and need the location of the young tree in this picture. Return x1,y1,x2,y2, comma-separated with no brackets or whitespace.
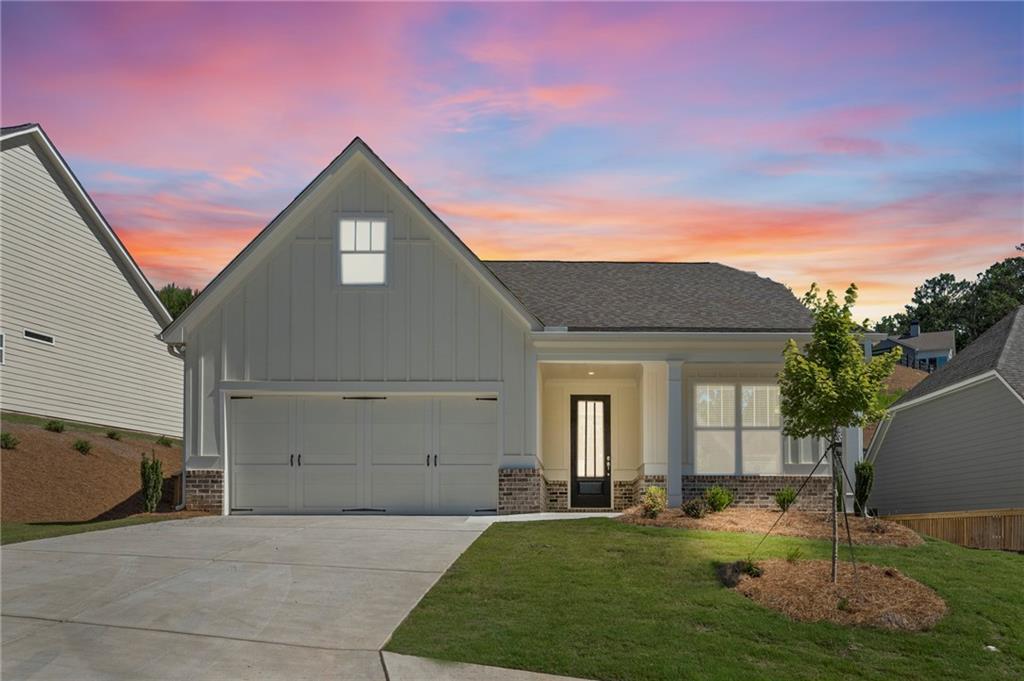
779,283,899,582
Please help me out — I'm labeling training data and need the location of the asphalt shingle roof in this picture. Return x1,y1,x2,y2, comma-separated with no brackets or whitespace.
885,330,956,353
483,260,813,332
897,306,1024,403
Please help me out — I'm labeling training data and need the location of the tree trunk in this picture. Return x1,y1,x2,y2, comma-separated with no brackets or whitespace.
830,432,839,583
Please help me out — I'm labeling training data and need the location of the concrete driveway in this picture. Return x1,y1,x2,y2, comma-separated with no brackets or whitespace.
1,515,486,680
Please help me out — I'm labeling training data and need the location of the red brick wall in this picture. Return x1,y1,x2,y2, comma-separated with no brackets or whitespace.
184,469,223,513
682,475,832,512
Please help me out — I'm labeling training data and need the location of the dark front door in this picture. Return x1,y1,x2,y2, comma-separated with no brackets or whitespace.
570,395,611,508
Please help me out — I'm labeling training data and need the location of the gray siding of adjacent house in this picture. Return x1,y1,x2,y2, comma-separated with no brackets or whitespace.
0,136,182,435
870,378,1024,515
182,155,534,469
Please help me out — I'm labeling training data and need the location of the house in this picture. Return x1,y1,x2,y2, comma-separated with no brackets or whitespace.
0,124,182,435
160,138,872,515
868,306,1023,517
872,320,955,372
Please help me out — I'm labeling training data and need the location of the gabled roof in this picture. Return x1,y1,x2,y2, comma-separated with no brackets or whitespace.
160,137,540,342
484,261,813,332
884,330,956,353
1,123,172,327
896,306,1024,404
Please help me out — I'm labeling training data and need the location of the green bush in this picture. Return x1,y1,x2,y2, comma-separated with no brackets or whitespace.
1,431,19,449
640,486,667,518
703,485,734,512
155,435,173,447
44,420,65,433
106,430,122,441
140,452,164,513
774,486,797,512
682,497,709,518
855,460,874,517
73,439,92,455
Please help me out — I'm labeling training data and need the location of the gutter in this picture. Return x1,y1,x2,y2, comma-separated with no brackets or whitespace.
168,342,187,511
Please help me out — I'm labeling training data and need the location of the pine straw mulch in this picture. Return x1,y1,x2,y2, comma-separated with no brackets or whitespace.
619,506,923,547
729,559,947,631
1,422,186,522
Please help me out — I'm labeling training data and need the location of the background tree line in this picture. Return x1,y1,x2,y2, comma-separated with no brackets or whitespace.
873,244,1024,350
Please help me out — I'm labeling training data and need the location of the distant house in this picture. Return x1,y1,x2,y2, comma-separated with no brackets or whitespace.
872,320,955,372
868,306,1023,519
0,124,182,435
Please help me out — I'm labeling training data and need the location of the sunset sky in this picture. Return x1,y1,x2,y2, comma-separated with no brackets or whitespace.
2,2,1021,321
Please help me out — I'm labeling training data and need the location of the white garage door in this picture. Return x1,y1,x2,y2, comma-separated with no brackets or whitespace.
229,395,498,514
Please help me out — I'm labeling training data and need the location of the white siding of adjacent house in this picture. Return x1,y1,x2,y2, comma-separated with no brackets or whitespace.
0,137,182,435
871,378,1024,515
183,156,534,469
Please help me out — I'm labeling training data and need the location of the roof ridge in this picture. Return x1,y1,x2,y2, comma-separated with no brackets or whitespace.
483,259,717,265
995,305,1024,372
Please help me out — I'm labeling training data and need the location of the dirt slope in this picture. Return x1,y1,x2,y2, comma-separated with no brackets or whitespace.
1,421,183,522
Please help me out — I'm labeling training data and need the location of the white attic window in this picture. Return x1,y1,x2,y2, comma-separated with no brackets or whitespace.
339,218,387,285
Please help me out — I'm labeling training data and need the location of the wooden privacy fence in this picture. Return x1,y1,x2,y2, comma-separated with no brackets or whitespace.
883,508,1024,552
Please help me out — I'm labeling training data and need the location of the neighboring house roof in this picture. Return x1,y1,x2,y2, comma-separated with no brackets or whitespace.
160,137,541,342
881,330,956,353
484,261,813,332
0,123,173,327
862,365,929,447
896,306,1024,404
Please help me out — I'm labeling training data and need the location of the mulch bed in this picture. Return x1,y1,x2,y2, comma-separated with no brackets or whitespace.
1,422,185,522
620,506,923,547
731,559,947,631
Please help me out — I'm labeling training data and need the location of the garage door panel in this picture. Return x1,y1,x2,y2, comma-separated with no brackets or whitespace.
437,465,496,513
233,466,292,510
370,466,429,512
299,399,359,466
301,465,360,510
370,401,430,465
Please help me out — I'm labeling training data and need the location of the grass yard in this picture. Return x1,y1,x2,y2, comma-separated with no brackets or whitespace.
2,513,200,545
386,519,1023,681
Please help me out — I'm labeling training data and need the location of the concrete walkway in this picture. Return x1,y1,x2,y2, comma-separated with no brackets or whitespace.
1,514,599,680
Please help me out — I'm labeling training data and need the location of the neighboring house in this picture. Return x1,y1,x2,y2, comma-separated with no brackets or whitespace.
872,320,955,372
0,124,182,435
862,365,928,449
868,306,1024,517
161,138,873,515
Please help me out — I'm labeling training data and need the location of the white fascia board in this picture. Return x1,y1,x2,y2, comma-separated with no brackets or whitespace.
2,125,173,328
888,370,1002,412
219,380,502,397
531,330,813,342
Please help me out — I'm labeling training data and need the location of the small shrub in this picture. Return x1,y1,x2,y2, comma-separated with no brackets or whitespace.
44,420,65,433
155,435,173,447
740,560,763,578
703,485,734,512
838,596,851,612
774,486,797,512
1,431,19,449
106,430,122,441
640,486,667,518
682,497,709,518
140,451,164,513
73,439,92,455
785,547,803,563
855,460,874,517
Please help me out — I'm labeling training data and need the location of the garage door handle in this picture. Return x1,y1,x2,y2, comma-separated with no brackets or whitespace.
298,454,302,466
434,454,438,467
290,454,294,467
426,454,430,467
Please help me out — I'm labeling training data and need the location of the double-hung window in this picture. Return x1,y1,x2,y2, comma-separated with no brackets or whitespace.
339,218,387,285
694,384,736,474
693,382,784,475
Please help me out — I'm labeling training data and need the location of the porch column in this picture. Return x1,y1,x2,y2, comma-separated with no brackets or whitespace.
667,361,684,507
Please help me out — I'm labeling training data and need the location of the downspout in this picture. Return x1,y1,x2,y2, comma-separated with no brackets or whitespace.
167,342,188,511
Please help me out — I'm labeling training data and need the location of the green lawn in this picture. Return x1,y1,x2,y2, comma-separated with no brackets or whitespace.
386,519,1023,681
1,514,191,545
1,410,181,446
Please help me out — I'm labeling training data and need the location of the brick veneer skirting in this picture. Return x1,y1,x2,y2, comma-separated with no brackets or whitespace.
184,469,224,513
498,468,544,514
682,475,831,512
545,479,568,511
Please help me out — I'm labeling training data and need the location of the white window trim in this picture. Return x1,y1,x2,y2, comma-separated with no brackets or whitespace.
23,328,55,345
692,380,788,476
0,332,5,364
336,213,389,287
